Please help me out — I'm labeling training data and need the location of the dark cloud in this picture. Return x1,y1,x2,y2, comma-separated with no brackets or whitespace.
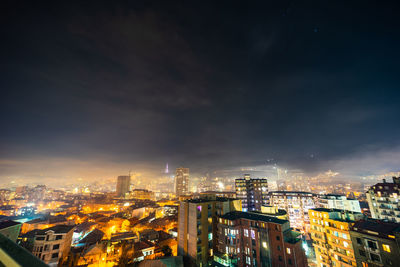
1,0,400,183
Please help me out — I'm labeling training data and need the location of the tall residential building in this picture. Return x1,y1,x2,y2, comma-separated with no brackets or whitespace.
214,210,308,267
116,175,131,197
309,208,365,267
178,196,241,266
235,174,268,212
318,194,361,213
350,220,400,267
269,191,316,233
366,177,400,223
175,167,189,197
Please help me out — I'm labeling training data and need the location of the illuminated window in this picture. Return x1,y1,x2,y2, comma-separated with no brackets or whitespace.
286,248,291,254
244,229,248,237
343,241,349,248
262,242,267,248
382,244,391,253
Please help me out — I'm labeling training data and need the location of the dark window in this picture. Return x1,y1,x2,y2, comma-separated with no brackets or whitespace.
277,245,281,251
46,235,49,241
36,236,45,240
53,244,60,250
356,238,362,245
276,235,280,241
370,253,380,262
359,249,366,257
52,253,58,258
55,235,63,240
279,256,283,261
367,240,377,249
289,259,292,265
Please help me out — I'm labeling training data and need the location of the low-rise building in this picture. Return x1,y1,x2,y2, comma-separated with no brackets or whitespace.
24,225,75,266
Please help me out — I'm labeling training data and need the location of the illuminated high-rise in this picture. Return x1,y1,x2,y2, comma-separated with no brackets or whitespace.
235,174,268,211
116,175,131,197
175,167,189,197
309,208,364,267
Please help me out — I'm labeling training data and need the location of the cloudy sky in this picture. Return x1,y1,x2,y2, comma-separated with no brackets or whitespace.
1,1,400,185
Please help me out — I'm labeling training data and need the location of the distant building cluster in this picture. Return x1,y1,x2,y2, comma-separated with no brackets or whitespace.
1,170,400,267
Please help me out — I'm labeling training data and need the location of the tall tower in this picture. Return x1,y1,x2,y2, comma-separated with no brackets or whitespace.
175,167,189,197
116,175,131,197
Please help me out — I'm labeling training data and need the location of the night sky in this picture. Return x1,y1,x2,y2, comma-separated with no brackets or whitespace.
2,1,400,184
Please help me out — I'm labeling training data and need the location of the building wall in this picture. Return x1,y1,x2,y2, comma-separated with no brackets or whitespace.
350,230,400,267
270,192,316,233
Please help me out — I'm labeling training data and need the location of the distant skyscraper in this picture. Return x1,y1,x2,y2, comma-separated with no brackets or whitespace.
116,175,131,197
165,163,169,174
235,174,268,211
175,167,189,197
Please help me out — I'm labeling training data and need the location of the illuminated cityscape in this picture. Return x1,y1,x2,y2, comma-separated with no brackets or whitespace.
2,1,400,267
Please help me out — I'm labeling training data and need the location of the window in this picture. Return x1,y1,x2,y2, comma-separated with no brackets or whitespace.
359,249,366,257
276,235,280,241
367,240,378,250
356,238,362,245
289,259,292,265
279,256,283,261
244,229,248,237
287,248,291,254
52,253,58,258
277,245,281,251
370,253,380,262
55,235,63,240
382,244,391,253
251,230,255,239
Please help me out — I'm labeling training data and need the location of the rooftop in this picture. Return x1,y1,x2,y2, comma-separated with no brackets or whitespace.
35,225,75,235
134,240,155,251
351,220,400,236
185,197,237,203
220,211,288,224
0,220,21,229
269,191,314,195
